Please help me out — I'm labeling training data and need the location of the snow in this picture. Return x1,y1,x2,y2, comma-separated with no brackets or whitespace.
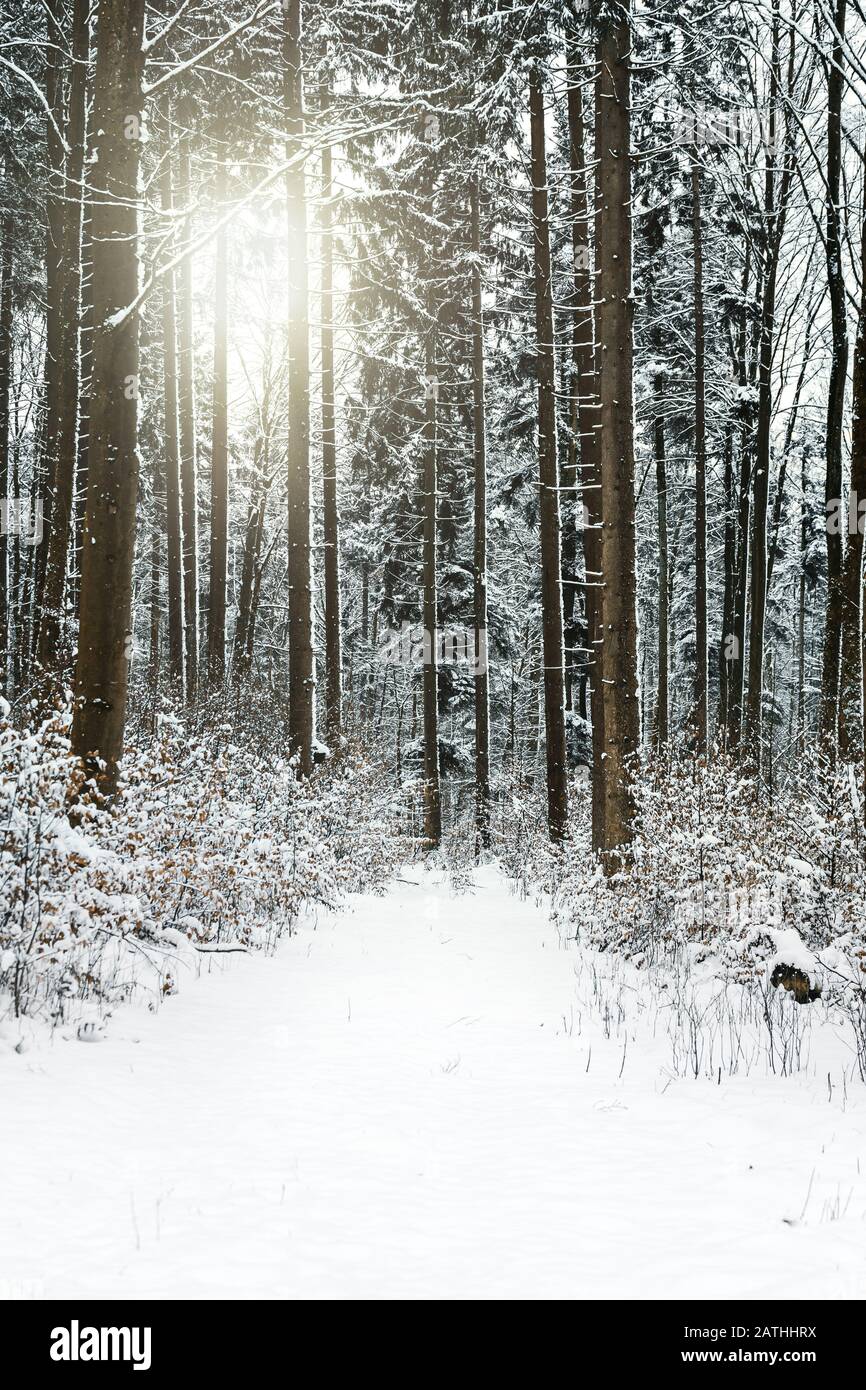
1,865,865,1300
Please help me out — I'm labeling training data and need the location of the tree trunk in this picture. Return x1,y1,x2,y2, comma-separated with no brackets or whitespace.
529,60,568,842
70,0,147,794
234,360,272,679
595,8,640,864
149,447,161,688
36,0,89,698
654,387,669,748
32,0,68,668
691,159,707,752
718,425,735,735
284,0,315,774
822,0,848,750
726,251,753,751
743,1,792,767
797,449,808,751
74,164,94,620
0,205,12,691
207,156,229,685
234,471,267,677
470,176,490,850
161,151,185,691
421,321,442,845
850,163,866,784
320,84,342,747
839,158,866,762
566,48,604,850
177,106,199,703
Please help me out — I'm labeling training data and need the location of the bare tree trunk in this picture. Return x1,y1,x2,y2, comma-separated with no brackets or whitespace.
234,360,272,679
71,0,147,794
74,167,94,620
840,149,866,761
161,151,185,692
36,0,89,698
320,84,342,746
849,163,866,788
691,159,707,751
797,450,808,751
421,291,442,846
33,0,66,649
529,60,568,841
654,386,669,748
718,425,735,736
284,0,315,774
566,48,603,850
744,1,792,767
234,475,267,676
595,8,639,864
726,253,753,751
149,449,161,688
0,206,12,690
177,106,199,703
470,176,490,850
821,0,848,750
207,156,228,685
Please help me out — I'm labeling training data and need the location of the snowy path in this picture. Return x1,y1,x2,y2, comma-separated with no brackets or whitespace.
1,865,865,1300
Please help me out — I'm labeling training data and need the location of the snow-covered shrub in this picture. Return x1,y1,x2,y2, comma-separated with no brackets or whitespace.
0,706,408,1024
499,752,866,1079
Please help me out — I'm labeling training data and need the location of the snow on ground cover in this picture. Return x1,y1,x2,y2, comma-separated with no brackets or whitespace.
1,865,864,1300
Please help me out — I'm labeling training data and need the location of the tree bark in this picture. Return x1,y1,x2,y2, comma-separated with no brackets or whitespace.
0,206,12,690
33,0,67,658
71,0,147,795
849,161,866,786
725,251,753,751
654,385,669,748
691,159,707,752
797,449,809,751
161,151,185,691
36,0,89,697
320,84,342,746
284,0,315,774
470,175,490,850
177,104,199,702
529,60,568,842
422,318,442,848
743,1,792,767
718,424,735,735
821,0,848,750
595,8,640,864
566,49,604,850
207,155,229,684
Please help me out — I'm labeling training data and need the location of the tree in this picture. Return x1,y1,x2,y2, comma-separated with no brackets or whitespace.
35,0,89,699
821,0,848,751
177,100,200,703
71,0,147,794
160,145,185,691
207,154,229,684
565,38,604,848
743,0,794,766
595,2,639,863
470,173,490,850
691,158,707,751
529,56,568,842
320,81,342,746
284,0,315,774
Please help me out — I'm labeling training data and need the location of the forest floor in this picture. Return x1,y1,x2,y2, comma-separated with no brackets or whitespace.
1,865,865,1300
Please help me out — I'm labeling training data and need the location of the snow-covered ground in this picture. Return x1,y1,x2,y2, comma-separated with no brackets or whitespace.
1,865,864,1300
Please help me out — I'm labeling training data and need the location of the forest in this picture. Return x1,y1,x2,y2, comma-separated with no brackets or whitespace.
1,0,866,1305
